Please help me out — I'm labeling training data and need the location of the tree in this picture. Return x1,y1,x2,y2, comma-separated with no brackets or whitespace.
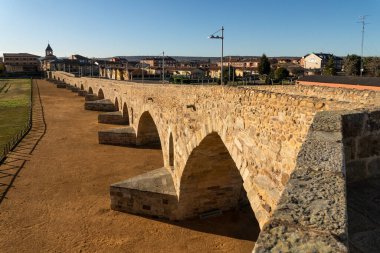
274,67,289,80
323,57,336,76
0,64,4,76
364,57,380,77
258,54,271,75
344,54,361,76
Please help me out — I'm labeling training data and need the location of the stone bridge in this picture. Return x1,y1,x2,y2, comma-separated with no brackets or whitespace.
49,71,380,252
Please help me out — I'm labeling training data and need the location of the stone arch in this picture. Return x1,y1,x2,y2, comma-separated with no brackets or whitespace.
74,84,77,88
122,102,130,125
88,87,93,94
114,97,119,111
169,133,174,168
177,132,257,224
136,111,161,148
80,84,84,90
98,88,105,99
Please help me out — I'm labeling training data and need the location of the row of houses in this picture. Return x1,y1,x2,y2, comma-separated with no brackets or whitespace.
1,43,344,78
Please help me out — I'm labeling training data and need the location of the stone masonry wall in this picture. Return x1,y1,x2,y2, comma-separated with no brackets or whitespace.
51,71,379,229
343,109,380,183
253,84,379,105
254,111,348,252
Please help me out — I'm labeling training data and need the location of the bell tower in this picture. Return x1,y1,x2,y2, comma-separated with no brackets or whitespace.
45,43,53,56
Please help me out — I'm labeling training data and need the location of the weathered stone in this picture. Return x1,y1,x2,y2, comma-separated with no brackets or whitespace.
78,90,87,97
98,111,129,125
311,111,342,132
254,223,347,253
357,134,380,158
85,94,99,101
98,127,136,146
342,112,365,138
85,99,116,112
110,167,177,219
367,158,380,177
366,110,380,132
345,160,367,183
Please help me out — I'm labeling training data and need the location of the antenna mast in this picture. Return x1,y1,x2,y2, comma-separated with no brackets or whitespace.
358,15,369,77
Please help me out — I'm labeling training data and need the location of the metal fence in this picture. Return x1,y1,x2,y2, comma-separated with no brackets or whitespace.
0,78,33,163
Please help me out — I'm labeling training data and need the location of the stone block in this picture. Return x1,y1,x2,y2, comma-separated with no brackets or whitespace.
110,167,177,219
85,94,99,101
273,168,347,241
71,87,80,93
85,99,116,112
78,90,87,97
254,222,347,253
342,112,365,138
346,160,367,183
311,111,342,132
56,83,66,88
98,111,129,125
297,130,343,173
368,158,380,177
343,138,356,162
357,134,380,158
98,127,136,146
366,110,380,132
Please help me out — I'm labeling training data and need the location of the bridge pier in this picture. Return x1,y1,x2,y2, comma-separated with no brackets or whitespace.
110,167,177,219
55,82,67,88
98,127,136,146
71,87,80,93
84,99,116,111
98,111,129,125
78,90,87,97
85,94,99,101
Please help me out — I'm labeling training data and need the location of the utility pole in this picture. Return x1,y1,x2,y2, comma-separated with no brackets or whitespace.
221,26,224,84
358,15,369,77
208,26,224,85
162,51,165,84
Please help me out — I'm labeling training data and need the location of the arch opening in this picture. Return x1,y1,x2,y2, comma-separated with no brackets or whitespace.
131,108,134,124
178,132,260,240
80,84,84,90
88,87,93,94
136,111,161,148
122,103,130,125
114,97,119,111
98,88,105,99
169,133,174,167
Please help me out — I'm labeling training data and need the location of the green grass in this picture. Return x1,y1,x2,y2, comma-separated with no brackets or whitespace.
0,79,31,156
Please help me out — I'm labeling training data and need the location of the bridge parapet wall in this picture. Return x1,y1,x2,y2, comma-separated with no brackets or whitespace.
253,84,379,105
254,111,348,252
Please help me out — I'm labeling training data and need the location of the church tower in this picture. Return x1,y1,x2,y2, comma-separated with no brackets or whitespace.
45,43,53,57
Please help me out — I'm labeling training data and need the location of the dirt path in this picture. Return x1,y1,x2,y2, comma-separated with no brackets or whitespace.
0,80,256,253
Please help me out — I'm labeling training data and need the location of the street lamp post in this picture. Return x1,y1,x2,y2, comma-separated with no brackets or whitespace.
209,26,224,85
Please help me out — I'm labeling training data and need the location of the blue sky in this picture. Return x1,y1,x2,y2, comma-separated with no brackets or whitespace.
0,0,379,58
